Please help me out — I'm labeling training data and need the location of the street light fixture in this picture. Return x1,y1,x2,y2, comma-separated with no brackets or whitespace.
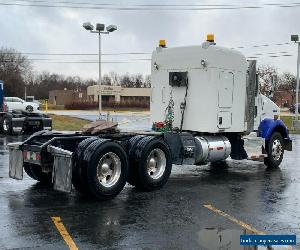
291,34,300,129
96,23,105,32
106,25,117,33
83,22,117,120
83,22,94,31
291,35,299,42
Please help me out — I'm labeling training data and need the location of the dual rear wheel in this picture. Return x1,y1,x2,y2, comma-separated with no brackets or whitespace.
23,136,172,200
127,136,172,191
72,136,172,200
72,138,129,200
86,141,129,200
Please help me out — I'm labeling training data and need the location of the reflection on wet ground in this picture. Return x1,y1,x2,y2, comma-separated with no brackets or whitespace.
197,228,243,249
0,134,299,249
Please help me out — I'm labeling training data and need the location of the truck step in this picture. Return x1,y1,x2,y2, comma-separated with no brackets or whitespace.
247,154,267,162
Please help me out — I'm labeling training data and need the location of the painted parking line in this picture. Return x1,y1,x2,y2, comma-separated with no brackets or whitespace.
203,204,264,235
51,216,78,250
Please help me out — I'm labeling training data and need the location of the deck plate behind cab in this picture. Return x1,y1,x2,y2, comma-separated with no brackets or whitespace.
82,120,119,135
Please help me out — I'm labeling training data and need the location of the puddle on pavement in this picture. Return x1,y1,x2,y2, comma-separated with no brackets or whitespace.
196,228,291,250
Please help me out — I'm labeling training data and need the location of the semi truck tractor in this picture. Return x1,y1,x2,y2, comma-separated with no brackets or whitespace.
0,81,52,135
8,35,292,200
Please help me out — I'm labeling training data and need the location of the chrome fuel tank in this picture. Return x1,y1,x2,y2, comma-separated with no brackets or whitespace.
194,135,231,164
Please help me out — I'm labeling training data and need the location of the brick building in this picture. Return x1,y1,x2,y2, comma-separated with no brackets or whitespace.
273,90,300,107
48,86,151,108
49,89,87,106
87,85,151,105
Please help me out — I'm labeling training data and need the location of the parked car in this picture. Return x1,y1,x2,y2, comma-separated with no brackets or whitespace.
289,103,300,113
4,97,40,112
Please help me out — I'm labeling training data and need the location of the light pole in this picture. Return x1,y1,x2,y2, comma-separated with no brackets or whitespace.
291,35,300,129
83,22,117,120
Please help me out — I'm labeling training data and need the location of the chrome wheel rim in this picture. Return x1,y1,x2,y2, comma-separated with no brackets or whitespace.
97,152,121,188
146,148,166,180
272,139,282,161
3,119,9,131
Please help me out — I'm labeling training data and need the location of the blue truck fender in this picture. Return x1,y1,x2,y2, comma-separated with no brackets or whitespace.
258,118,292,151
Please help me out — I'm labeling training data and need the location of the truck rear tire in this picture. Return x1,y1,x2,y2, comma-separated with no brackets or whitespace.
23,162,37,180
29,164,52,184
86,141,129,200
264,132,284,168
130,137,172,191
1,116,12,135
72,137,98,195
126,135,146,186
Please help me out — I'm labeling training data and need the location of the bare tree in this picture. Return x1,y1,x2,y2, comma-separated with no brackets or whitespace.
120,73,134,88
108,71,119,86
257,65,278,98
278,72,296,105
145,74,151,88
26,72,88,99
132,74,143,88
0,47,32,97
85,79,97,86
102,74,112,86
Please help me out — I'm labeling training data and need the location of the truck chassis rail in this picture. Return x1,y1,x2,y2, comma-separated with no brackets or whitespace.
7,129,292,201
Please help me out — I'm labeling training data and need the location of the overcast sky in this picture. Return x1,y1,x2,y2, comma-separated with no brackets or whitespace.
0,0,299,80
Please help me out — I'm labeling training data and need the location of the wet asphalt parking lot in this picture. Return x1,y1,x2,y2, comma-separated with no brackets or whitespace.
0,134,300,250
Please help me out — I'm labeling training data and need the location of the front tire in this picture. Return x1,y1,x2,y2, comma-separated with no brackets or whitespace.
264,132,284,168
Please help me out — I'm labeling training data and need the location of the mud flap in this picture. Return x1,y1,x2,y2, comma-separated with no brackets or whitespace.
284,138,292,151
48,146,73,193
8,142,23,180
243,133,266,162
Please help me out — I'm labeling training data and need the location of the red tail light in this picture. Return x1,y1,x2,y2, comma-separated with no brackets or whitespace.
2,102,7,112
36,152,41,161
